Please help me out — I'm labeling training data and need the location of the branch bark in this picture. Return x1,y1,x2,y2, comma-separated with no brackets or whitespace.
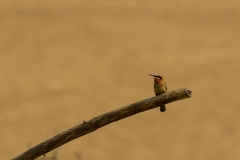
12,88,192,160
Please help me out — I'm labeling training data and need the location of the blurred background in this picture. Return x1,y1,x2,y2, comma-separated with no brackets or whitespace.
1,1,240,160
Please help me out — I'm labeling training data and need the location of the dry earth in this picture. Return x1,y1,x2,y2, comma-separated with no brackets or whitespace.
1,1,240,160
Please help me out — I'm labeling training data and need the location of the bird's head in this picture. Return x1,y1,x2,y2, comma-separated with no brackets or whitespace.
148,74,163,82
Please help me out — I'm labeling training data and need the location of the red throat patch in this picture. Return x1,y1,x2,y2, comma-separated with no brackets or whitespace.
154,78,160,83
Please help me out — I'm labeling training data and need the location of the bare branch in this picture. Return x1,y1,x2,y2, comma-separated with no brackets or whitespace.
12,88,192,160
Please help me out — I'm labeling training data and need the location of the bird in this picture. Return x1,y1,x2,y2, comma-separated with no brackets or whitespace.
149,74,167,112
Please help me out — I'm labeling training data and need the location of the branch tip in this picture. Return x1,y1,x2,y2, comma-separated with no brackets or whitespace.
186,90,192,96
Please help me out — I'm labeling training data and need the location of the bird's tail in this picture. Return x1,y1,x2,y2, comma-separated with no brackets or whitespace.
160,105,166,112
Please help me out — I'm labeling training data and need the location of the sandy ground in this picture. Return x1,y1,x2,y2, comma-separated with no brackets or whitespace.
1,1,240,160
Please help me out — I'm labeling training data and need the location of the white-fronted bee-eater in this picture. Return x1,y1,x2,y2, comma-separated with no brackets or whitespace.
149,74,167,112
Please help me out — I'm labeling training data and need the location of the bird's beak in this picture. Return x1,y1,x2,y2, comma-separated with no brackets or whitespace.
148,74,156,77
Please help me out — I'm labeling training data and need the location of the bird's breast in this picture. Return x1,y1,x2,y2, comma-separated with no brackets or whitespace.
154,82,167,95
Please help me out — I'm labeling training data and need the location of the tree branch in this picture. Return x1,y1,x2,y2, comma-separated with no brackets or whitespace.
12,88,192,160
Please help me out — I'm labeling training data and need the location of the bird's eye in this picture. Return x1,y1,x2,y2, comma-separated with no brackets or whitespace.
157,76,162,79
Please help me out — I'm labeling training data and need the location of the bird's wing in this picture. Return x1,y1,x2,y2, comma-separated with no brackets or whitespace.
165,82,167,91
